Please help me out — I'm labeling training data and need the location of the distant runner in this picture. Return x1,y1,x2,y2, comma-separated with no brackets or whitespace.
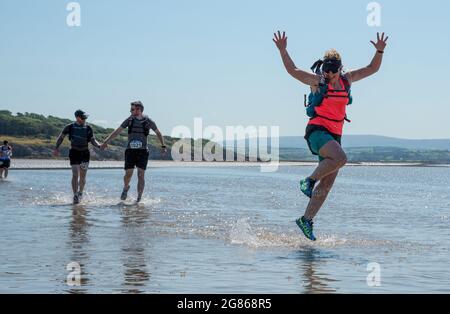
54,110,103,204
0,140,13,179
101,101,167,203
273,31,388,241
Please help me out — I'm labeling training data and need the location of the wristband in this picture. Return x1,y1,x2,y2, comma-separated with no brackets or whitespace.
377,50,384,54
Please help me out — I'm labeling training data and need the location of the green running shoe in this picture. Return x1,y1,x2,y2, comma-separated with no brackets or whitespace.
296,216,317,241
299,177,316,198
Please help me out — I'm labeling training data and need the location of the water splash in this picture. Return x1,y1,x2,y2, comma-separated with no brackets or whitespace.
228,219,399,250
230,218,264,247
22,191,161,208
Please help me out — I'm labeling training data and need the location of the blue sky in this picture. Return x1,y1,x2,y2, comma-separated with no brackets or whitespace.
1,0,449,139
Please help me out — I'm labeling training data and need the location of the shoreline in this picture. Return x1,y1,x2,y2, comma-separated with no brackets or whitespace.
7,159,450,170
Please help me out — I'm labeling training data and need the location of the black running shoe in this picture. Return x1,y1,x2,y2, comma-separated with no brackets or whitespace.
73,193,80,205
121,186,130,201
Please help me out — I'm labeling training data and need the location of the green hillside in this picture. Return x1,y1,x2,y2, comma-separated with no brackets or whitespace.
0,110,178,160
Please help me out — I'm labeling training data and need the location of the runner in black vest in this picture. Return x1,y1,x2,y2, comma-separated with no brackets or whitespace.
54,110,103,204
102,101,167,203
0,140,12,179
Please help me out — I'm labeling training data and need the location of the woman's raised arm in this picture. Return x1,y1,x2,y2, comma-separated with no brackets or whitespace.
273,31,320,86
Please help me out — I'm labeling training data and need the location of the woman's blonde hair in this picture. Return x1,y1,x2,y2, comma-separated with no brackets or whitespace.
324,49,341,60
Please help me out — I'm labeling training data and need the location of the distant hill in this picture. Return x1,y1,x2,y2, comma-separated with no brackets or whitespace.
224,135,450,164
278,135,450,150
276,146,450,164
225,135,450,150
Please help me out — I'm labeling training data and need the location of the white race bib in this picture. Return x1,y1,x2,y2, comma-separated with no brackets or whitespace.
129,140,143,149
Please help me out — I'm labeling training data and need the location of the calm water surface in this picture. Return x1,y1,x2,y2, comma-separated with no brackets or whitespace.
1,164,449,293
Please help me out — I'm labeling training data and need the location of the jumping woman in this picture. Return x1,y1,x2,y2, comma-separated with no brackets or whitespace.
273,31,388,241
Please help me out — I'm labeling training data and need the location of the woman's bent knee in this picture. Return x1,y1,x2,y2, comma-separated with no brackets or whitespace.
338,153,347,168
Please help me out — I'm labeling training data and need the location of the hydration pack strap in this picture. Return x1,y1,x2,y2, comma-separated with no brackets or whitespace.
311,114,351,123
323,94,350,99
68,123,74,140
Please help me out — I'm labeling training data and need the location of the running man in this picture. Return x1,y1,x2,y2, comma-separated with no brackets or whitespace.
54,110,103,204
101,101,167,203
273,31,388,241
0,140,13,179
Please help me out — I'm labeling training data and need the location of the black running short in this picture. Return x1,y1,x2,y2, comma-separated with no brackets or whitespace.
124,149,149,170
0,159,10,168
69,149,90,166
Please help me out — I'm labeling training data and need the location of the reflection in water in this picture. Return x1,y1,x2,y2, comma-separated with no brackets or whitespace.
297,247,338,294
67,205,90,294
120,205,151,293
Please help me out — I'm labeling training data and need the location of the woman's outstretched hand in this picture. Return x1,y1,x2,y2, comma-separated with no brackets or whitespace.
370,32,389,52
273,31,287,51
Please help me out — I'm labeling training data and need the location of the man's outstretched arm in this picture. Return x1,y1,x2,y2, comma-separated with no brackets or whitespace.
154,128,167,155
53,133,65,156
155,129,165,147
101,127,124,148
90,137,102,149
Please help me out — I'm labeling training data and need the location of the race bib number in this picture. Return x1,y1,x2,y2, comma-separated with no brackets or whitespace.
129,140,143,149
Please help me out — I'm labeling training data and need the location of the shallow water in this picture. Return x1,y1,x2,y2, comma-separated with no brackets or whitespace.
0,165,449,293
